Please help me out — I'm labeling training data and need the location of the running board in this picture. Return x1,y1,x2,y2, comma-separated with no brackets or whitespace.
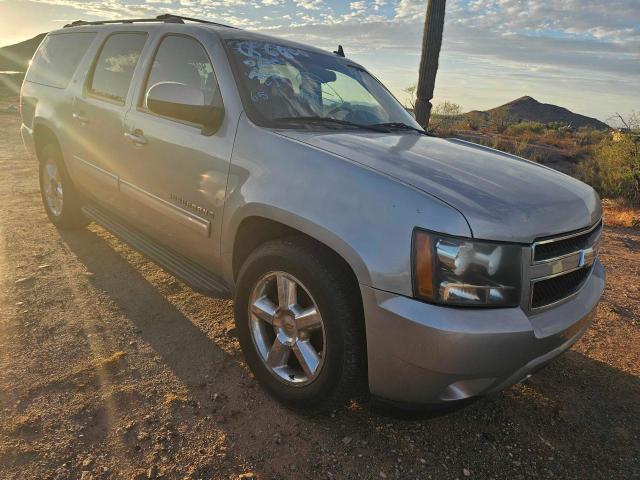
82,203,232,298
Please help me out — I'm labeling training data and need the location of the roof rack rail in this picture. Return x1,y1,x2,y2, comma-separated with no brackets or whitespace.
63,14,237,29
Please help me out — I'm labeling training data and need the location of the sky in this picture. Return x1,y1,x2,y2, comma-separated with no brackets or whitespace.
0,0,638,122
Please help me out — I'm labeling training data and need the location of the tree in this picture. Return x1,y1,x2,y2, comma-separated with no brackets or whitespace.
488,109,512,133
608,111,639,131
431,101,462,131
414,0,447,128
403,84,417,111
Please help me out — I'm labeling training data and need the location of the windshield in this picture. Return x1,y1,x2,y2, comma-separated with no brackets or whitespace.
225,39,422,131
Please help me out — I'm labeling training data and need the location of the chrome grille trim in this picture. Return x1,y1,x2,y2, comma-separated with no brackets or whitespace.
531,220,603,265
527,219,602,311
529,265,593,311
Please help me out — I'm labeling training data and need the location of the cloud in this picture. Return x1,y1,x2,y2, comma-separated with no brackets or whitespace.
294,0,323,11
16,0,639,118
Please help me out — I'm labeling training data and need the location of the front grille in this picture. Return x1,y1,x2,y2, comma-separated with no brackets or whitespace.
533,221,602,263
531,267,591,309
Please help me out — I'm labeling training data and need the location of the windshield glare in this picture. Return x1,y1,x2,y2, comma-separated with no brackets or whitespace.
226,39,421,130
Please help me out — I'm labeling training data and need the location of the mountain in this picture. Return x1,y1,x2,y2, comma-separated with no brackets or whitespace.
0,34,46,72
466,96,609,130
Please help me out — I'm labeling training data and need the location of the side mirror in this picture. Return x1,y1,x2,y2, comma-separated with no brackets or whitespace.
146,82,224,135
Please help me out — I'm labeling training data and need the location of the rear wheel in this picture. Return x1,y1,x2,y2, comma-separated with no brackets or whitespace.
38,143,88,230
234,238,366,412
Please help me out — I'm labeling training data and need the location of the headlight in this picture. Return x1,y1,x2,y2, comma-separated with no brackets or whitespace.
413,229,522,307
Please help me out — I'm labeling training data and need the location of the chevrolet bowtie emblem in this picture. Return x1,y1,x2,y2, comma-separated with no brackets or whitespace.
578,246,596,268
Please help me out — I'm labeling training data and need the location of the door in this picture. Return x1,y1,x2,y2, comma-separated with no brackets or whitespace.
70,32,148,216
122,34,233,271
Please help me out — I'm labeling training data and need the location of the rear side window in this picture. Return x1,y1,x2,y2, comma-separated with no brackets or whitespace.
25,33,96,89
88,33,147,104
143,35,218,109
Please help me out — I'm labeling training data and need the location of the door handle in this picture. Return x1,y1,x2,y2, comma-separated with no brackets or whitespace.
72,113,89,123
125,130,147,145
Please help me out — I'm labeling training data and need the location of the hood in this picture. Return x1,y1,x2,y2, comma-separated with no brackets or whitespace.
278,131,601,243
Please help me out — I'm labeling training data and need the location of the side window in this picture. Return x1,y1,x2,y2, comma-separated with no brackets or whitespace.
88,33,147,104
143,35,218,111
25,33,97,89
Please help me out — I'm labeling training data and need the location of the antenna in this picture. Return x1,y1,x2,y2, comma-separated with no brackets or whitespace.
334,45,345,57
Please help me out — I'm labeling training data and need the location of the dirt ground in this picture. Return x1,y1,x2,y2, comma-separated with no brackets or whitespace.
0,97,638,480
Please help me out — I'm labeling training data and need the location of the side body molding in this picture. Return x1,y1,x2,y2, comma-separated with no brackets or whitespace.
73,155,119,189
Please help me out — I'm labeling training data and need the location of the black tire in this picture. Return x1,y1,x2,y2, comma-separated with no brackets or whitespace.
234,238,367,413
38,143,88,230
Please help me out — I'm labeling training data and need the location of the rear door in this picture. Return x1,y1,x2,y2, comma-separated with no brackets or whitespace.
122,34,233,271
70,32,148,215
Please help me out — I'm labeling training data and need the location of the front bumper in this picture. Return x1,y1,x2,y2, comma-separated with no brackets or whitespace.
362,260,605,404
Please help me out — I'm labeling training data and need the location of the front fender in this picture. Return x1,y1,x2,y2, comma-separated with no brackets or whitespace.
221,115,471,296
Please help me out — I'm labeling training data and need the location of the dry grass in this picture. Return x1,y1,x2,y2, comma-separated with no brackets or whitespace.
163,393,188,406
97,351,127,367
603,200,640,229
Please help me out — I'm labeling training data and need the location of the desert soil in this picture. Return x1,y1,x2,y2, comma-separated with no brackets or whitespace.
0,98,638,480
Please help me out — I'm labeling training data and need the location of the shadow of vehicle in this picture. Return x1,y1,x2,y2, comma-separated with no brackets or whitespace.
59,226,242,394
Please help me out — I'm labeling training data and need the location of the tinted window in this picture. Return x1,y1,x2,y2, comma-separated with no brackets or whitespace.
89,33,147,103
26,33,96,89
144,35,218,108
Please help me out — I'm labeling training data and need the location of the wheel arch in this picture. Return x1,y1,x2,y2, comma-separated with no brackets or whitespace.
32,121,78,187
33,121,61,162
231,215,367,299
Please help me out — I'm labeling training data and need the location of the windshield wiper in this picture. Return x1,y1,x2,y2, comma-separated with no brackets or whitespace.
372,122,432,135
273,116,391,133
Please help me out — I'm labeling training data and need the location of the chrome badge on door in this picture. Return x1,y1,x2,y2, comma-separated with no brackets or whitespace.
170,194,215,219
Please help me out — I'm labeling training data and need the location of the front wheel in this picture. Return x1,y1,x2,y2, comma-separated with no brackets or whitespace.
234,239,366,412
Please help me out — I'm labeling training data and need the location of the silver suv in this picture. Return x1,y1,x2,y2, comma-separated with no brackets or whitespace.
20,15,604,411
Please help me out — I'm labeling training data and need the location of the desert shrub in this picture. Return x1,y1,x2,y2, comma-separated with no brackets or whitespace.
488,109,512,133
466,117,480,131
529,149,550,164
580,134,640,205
507,121,545,135
514,138,530,157
546,121,573,131
550,128,564,137
576,127,606,146
430,101,463,134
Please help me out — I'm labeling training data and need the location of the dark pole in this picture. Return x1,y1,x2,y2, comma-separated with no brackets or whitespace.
414,0,446,128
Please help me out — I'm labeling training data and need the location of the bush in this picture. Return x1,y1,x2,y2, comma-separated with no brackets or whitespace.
546,121,572,131
488,109,512,133
507,121,545,135
429,101,463,134
466,117,480,131
576,127,606,146
580,134,640,205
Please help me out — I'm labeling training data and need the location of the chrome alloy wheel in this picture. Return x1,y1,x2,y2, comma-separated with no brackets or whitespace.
43,161,63,217
249,271,326,385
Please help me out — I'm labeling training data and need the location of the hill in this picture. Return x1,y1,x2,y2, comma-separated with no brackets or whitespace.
466,96,609,130
0,34,46,72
